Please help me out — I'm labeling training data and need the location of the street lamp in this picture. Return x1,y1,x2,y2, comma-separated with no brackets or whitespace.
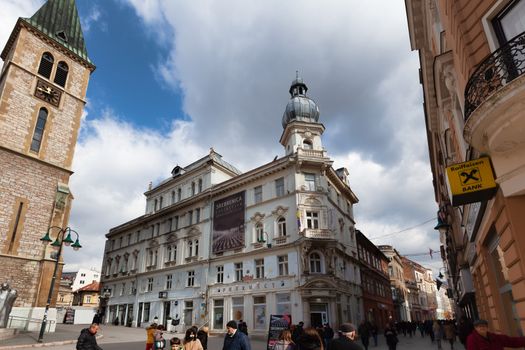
257,232,272,248
38,226,81,343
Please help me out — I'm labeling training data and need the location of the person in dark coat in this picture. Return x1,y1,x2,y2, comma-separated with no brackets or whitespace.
222,320,251,350
238,319,249,335
76,323,103,350
293,322,305,343
329,323,363,350
457,316,473,348
357,321,370,350
384,324,398,350
297,327,324,350
197,326,209,350
466,319,525,350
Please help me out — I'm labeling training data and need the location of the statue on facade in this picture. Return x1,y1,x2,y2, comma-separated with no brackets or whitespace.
0,282,18,328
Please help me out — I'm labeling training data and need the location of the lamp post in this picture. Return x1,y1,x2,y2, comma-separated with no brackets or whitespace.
38,226,81,343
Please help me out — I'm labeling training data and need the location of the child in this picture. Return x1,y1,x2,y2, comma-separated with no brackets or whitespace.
170,337,184,350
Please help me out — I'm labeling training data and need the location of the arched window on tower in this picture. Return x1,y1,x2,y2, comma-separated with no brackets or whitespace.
309,252,322,273
54,61,68,87
38,52,54,79
30,108,48,152
303,140,313,150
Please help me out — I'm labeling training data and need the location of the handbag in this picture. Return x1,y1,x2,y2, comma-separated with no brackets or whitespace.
154,339,166,349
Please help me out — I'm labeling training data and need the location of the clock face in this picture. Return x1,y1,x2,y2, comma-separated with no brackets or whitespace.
35,79,61,107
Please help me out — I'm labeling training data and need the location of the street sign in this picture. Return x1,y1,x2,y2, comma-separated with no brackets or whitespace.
446,157,497,206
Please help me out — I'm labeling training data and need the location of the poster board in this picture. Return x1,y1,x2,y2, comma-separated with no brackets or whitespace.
266,314,292,350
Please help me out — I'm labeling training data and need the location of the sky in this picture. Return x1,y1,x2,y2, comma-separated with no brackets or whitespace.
0,0,445,274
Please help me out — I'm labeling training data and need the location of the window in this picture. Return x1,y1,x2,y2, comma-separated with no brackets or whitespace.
120,283,125,296
235,262,243,282
304,173,316,191
310,253,322,273
159,196,163,209
493,0,525,45
188,240,193,257
195,208,200,223
303,140,313,149
171,191,176,204
195,240,199,256
166,274,172,289
254,186,263,204
38,52,54,78
143,302,150,322
187,270,195,287
306,211,319,229
30,108,48,152
154,199,158,212
147,278,153,292
167,218,172,233
177,188,182,201
184,301,193,326
127,234,131,246
155,223,160,236
275,177,285,197
174,216,179,230
198,179,203,193
232,297,244,323
255,259,264,279
276,293,291,315
188,210,193,225
217,265,224,283
278,255,289,276
86,295,92,304
191,182,196,196
253,296,266,330
213,299,224,330
277,217,286,237
255,223,264,243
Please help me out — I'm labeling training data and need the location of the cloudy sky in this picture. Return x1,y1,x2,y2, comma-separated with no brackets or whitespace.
1,0,444,273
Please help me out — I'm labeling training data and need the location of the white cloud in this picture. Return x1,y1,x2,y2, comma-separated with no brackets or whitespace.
0,0,42,52
80,5,103,33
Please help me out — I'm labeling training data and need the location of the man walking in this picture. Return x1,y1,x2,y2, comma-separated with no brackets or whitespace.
222,320,251,350
329,323,363,350
76,323,103,350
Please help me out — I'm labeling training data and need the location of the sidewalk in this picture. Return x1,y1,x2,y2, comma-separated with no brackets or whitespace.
0,324,185,349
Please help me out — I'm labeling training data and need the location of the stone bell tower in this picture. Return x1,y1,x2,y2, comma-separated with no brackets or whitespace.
0,0,95,312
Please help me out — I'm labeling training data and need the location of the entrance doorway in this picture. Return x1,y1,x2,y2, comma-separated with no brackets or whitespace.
310,303,328,328
163,301,171,329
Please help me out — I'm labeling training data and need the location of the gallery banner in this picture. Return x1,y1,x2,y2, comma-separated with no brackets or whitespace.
212,191,245,253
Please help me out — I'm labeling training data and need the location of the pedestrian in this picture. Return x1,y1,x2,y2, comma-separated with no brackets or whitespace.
358,321,370,350
197,326,209,350
154,325,167,350
170,337,183,350
443,320,456,349
76,323,103,350
222,320,252,350
273,329,296,350
383,324,398,350
466,319,525,349
146,323,158,350
457,316,473,349
297,327,324,350
293,322,305,343
433,321,443,350
370,323,378,347
184,327,204,350
238,319,249,336
328,323,362,350
323,323,335,348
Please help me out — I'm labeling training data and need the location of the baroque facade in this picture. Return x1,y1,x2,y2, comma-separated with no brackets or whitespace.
0,0,94,324
406,0,525,335
101,77,363,333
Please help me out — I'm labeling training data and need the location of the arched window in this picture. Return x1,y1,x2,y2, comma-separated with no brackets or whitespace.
277,217,287,237
54,61,68,87
303,140,313,149
30,108,48,152
255,223,264,242
310,252,322,273
38,52,54,78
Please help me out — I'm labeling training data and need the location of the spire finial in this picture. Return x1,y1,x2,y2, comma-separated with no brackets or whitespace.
296,70,299,79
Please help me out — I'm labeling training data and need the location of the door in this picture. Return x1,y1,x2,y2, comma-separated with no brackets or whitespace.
163,301,171,328
310,303,328,328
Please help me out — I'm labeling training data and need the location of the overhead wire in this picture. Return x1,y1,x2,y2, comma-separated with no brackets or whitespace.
368,217,436,240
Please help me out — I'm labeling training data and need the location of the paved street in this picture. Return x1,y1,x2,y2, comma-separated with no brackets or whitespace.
0,324,459,350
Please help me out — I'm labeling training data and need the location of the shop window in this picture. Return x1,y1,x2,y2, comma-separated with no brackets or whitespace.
253,296,266,330
213,299,224,330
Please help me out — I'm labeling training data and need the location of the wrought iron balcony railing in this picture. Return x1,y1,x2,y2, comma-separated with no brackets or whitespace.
464,31,525,120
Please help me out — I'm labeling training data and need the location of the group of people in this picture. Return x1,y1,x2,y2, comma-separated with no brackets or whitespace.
145,322,209,350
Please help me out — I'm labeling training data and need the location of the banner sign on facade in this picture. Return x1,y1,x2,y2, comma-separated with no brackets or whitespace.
212,191,245,253
266,314,292,350
446,157,497,206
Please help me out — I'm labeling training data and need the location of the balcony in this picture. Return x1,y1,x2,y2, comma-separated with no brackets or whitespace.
464,32,525,196
297,148,326,159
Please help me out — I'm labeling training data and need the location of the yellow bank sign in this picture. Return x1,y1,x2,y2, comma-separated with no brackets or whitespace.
446,157,497,206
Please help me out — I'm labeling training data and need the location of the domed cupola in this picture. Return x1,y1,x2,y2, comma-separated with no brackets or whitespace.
282,73,320,128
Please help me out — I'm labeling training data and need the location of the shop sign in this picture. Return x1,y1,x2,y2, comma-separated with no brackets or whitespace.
446,157,497,206
266,315,292,350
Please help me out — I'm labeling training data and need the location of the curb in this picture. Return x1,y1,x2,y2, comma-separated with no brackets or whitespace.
0,334,103,349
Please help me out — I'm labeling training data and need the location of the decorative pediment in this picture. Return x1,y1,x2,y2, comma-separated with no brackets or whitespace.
166,233,177,243
302,277,338,290
148,238,159,247
123,252,130,259
304,196,322,206
271,205,289,217
249,212,266,223
186,227,201,237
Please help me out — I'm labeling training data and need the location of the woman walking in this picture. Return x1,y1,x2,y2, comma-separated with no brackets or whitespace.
184,327,204,350
384,324,398,350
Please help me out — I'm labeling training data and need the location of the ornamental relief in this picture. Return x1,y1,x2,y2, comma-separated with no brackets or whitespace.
148,238,159,247
271,205,289,217
166,233,177,242
186,227,200,237
249,212,266,223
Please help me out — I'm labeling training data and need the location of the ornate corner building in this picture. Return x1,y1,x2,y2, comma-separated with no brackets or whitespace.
0,0,94,324
100,77,363,333
406,0,525,335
